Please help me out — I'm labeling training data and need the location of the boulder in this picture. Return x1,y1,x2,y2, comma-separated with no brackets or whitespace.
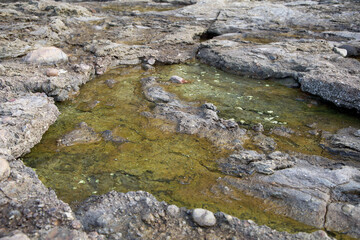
24,47,68,64
192,208,217,227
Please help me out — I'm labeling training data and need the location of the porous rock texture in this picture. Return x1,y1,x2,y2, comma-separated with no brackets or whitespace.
0,0,359,239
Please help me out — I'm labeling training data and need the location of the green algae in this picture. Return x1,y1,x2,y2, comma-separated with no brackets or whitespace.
24,63,360,238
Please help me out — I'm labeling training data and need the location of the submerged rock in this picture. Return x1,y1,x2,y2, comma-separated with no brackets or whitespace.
169,75,188,84
101,130,128,144
57,122,101,147
141,77,247,149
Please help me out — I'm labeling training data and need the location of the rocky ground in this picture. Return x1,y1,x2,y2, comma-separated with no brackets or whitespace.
0,0,359,239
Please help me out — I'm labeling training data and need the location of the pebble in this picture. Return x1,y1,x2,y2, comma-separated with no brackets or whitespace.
46,68,59,77
0,157,10,181
169,75,188,84
333,47,347,57
192,208,216,227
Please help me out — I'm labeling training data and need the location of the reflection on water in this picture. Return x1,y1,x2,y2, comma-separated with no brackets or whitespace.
24,62,360,236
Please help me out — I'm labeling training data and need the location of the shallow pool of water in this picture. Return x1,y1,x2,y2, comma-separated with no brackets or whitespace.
24,62,360,237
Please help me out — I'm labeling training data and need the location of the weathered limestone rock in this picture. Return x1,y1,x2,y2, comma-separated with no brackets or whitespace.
75,190,332,239
221,156,360,234
0,157,10,181
141,77,247,149
0,93,59,158
320,127,360,161
57,122,101,147
198,39,360,111
24,47,68,64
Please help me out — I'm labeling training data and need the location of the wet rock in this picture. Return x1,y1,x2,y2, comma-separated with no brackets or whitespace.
24,47,68,65
141,77,247,149
141,77,175,103
141,63,154,71
57,122,101,147
192,208,216,227
320,127,360,160
169,75,187,84
0,157,10,181
270,126,295,138
198,39,360,112
46,68,59,77
252,133,277,152
101,130,128,144
77,100,100,112
104,79,116,89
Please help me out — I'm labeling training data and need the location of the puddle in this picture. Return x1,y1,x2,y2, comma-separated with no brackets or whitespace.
24,62,360,237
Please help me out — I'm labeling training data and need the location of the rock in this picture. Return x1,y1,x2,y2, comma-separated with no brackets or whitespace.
0,94,60,158
77,100,100,112
325,203,360,238
320,127,360,160
339,44,359,57
252,133,277,152
222,155,360,233
0,157,10,181
252,123,264,132
334,47,347,57
166,205,180,217
0,232,30,240
57,122,101,147
46,68,59,77
0,39,33,59
50,19,67,33
169,75,188,84
24,47,68,65
75,191,330,239
192,208,216,227
101,130,128,144
104,79,116,89
198,39,360,112
218,150,294,176
141,63,155,71
141,77,247,149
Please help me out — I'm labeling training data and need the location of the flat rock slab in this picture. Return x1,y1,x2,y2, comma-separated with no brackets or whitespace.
198,39,360,111
221,155,360,238
57,122,101,147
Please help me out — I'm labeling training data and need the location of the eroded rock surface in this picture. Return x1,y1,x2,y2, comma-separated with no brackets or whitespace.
141,77,247,149
75,190,332,240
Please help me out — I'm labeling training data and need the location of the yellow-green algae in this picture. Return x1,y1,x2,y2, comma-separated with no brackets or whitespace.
24,63,360,239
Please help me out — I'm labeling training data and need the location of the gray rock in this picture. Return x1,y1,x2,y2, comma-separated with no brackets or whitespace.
0,157,10,181
339,44,359,57
101,130,128,144
198,39,360,112
57,122,101,147
24,47,68,64
0,232,30,240
320,127,360,160
141,76,247,149
192,208,216,227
